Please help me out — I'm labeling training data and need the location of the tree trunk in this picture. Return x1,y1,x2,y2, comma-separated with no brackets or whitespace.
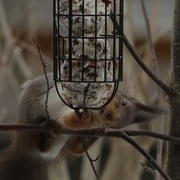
167,1,180,179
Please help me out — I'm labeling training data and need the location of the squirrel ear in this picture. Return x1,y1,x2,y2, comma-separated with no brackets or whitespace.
131,103,166,125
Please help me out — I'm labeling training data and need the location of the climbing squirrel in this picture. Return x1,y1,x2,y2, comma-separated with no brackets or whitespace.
0,73,163,180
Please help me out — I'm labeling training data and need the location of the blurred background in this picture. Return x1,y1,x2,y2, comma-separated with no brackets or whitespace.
0,0,174,179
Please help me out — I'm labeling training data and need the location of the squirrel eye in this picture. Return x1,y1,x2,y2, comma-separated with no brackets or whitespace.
122,100,128,106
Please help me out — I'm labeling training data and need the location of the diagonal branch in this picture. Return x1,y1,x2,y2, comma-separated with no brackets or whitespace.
110,16,172,95
119,132,171,180
123,34,172,95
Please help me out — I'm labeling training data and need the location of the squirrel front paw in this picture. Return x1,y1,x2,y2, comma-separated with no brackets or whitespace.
62,110,94,129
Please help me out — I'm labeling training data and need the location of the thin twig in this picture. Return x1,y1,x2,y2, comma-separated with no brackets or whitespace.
84,142,100,180
140,1,164,179
33,38,50,120
119,132,171,180
140,0,158,74
124,130,180,144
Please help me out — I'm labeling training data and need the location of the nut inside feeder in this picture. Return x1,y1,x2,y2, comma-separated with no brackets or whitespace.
53,0,123,110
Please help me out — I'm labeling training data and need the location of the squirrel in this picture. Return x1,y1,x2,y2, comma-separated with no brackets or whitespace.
0,73,163,180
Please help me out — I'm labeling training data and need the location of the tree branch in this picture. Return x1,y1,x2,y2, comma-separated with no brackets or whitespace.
110,16,172,95
0,123,44,131
0,123,179,144
140,1,164,179
84,144,100,180
124,130,180,145
123,34,172,95
140,0,158,75
118,132,171,180
0,123,176,179
33,39,50,120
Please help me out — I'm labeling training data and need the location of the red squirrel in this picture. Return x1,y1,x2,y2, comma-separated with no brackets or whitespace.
0,73,163,180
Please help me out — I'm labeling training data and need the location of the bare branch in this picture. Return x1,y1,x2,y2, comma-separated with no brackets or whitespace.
140,0,158,75
84,144,100,180
0,123,44,132
33,39,50,120
124,130,180,145
0,123,179,144
0,122,176,179
123,34,172,95
140,1,164,179
110,16,172,95
119,132,171,180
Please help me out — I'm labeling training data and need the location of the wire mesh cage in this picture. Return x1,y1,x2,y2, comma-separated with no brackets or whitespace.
53,0,123,110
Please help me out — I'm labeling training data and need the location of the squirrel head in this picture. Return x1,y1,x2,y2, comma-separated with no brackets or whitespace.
96,93,165,129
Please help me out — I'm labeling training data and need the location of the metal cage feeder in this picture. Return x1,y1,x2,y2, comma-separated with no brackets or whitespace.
53,0,123,110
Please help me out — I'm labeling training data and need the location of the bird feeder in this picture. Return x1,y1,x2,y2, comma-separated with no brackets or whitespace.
53,0,123,110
